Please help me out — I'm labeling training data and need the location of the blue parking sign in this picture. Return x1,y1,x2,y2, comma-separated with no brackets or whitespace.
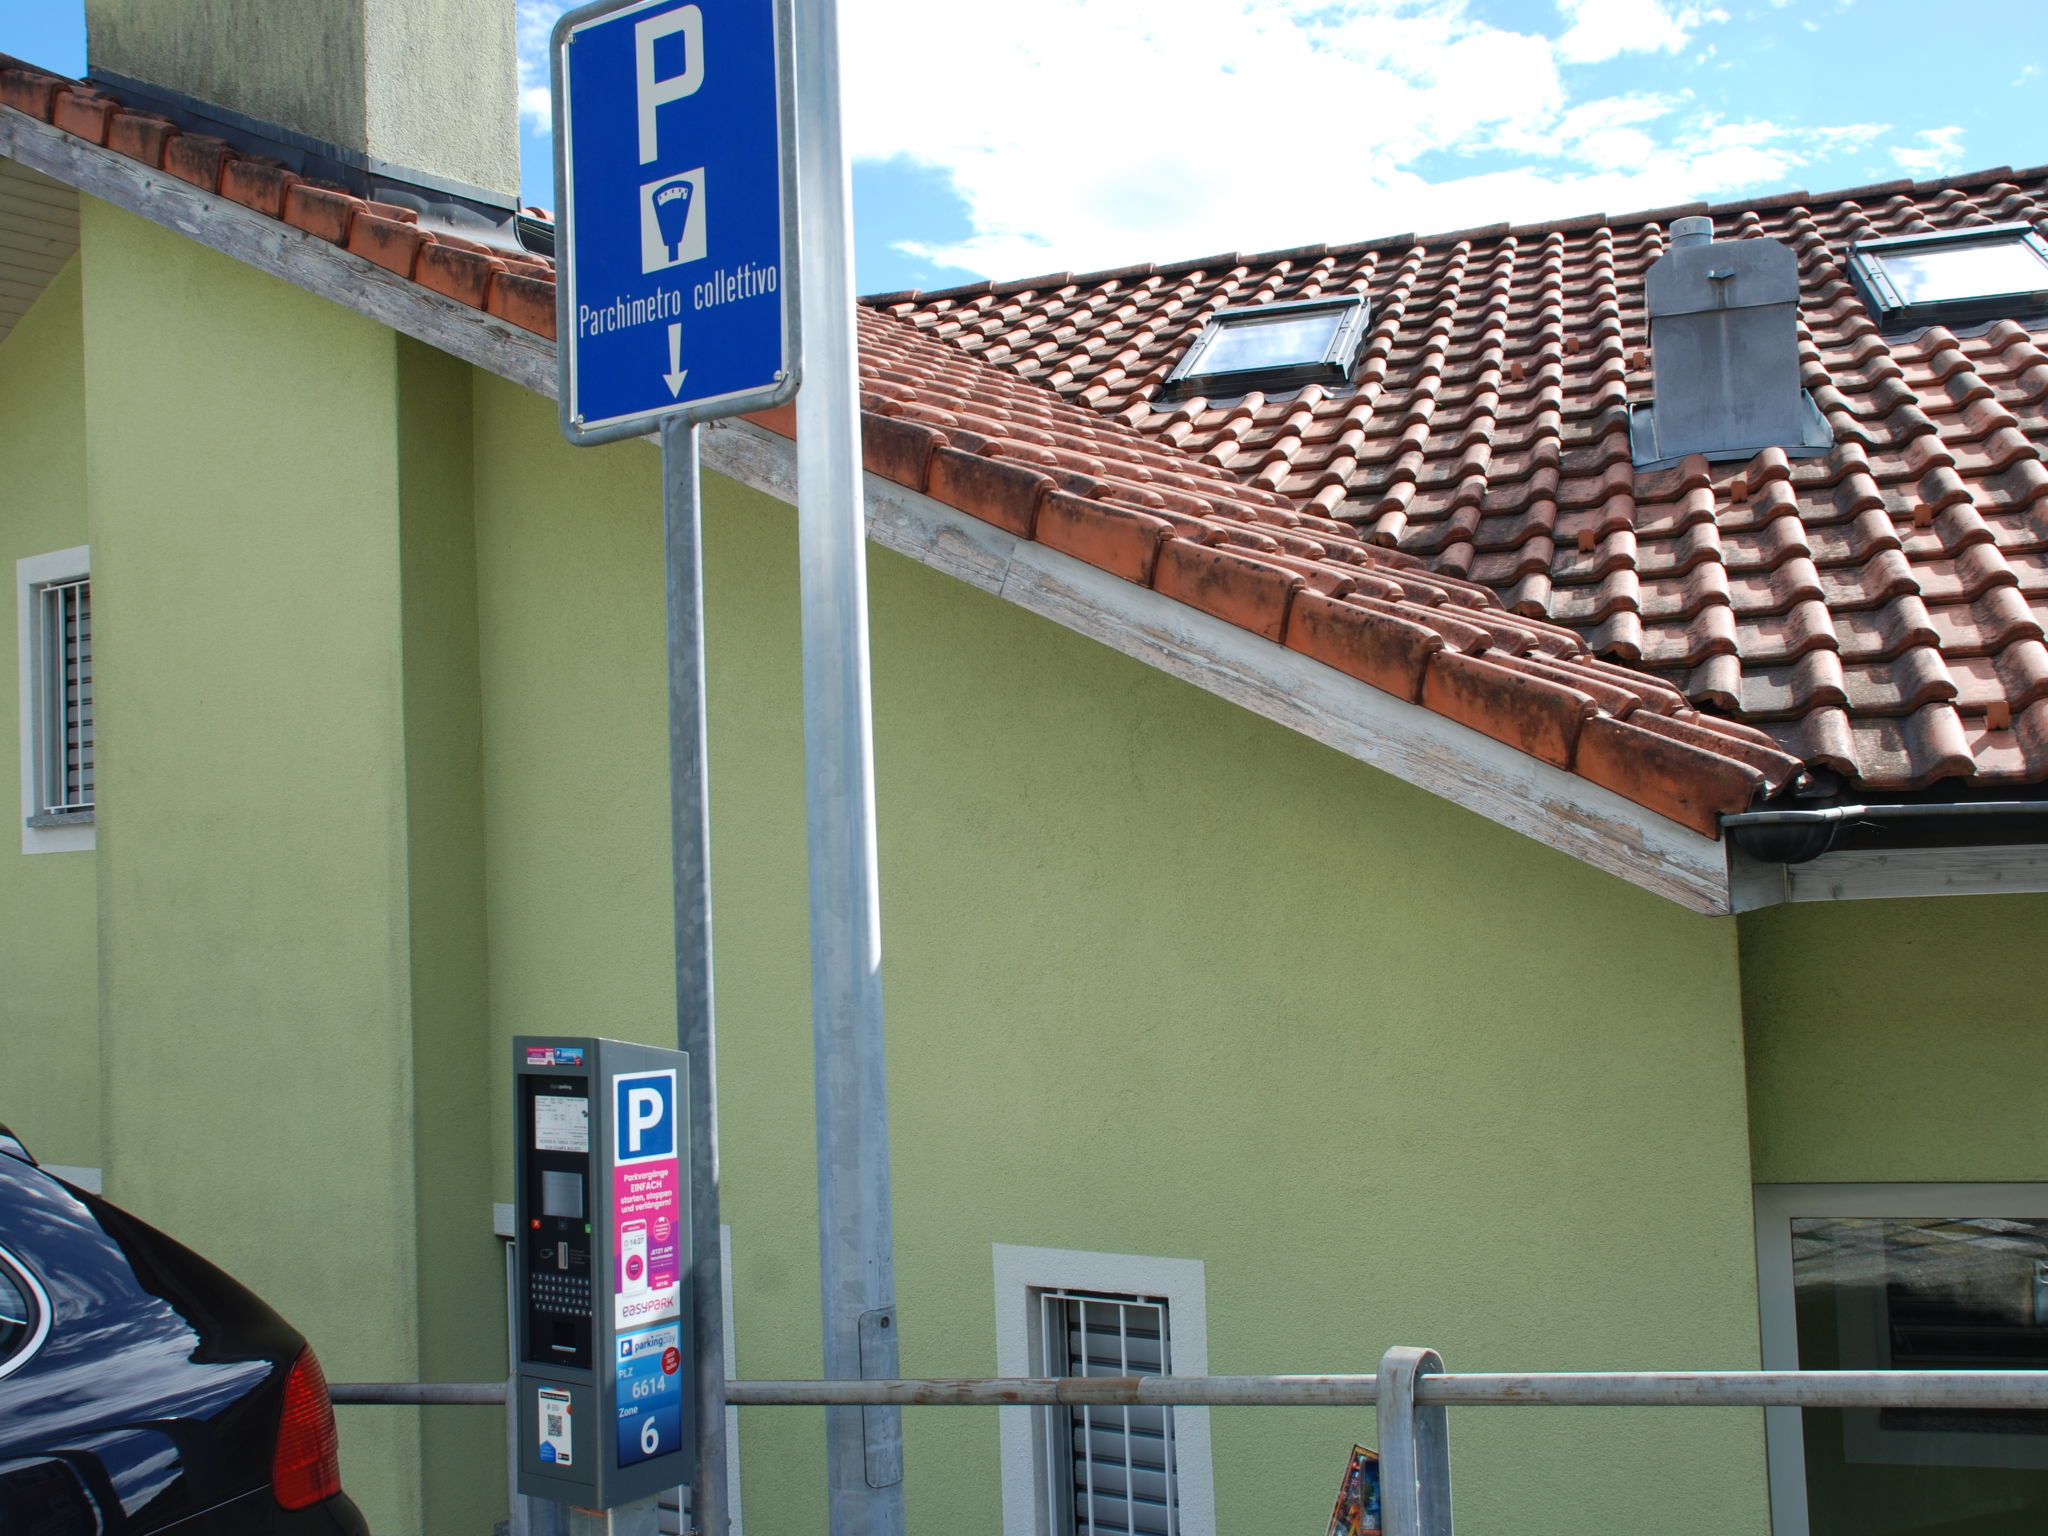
613,1069,677,1163
551,0,798,443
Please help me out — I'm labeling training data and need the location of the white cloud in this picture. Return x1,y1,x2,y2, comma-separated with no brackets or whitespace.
839,0,1882,278
517,1,571,131
508,0,1908,282
1553,0,1714,64
1891,125,1964,178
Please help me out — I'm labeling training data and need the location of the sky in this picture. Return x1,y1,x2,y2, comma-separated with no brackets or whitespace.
6,0,2045,295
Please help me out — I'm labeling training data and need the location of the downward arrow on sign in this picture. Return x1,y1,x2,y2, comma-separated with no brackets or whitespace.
664,322,687,397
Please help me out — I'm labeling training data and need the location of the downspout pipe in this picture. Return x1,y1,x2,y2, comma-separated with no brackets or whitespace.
1723,800,2048,864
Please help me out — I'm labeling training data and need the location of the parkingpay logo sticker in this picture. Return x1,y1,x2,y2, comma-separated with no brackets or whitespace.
615,1322,683,1466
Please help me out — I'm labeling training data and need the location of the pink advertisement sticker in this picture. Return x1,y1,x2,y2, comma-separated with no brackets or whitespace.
613,1158,681,1328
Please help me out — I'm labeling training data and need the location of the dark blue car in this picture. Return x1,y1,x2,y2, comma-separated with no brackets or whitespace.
0,1130,370,1534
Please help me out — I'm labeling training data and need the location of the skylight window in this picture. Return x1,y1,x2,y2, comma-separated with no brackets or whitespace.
1847,223,2048,330
1161,296,1369,400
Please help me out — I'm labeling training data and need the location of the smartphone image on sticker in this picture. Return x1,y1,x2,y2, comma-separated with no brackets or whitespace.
621,1220,649,1294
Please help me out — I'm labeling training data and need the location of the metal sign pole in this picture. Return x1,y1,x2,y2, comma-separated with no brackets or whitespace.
661,416,730,1536
548,0,858,1523
790,0,906,1528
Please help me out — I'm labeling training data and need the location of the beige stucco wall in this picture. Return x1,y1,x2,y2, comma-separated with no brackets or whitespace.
85,0,519,196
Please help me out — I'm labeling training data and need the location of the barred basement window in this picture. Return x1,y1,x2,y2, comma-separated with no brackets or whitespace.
17,547,93,852
32,577,92,820
1040,1288,1179,1536
1847,223,2048,331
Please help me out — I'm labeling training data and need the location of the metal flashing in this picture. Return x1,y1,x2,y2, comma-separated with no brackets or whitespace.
1626,391,1833,471
87,67,519,215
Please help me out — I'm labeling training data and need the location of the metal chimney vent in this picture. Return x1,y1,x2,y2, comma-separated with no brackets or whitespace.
1629,217,1831,469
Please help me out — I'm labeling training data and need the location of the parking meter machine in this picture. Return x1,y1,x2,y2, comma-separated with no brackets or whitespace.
514,1037,696,1507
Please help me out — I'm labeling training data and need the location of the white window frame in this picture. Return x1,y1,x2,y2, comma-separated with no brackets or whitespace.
993,1244,1215,1536
1754,1182,2048,1536
17,546,93,854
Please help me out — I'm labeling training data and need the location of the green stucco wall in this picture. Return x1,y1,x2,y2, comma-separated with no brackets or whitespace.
76,202,498,1536
1741,894,2048,1184
31,192,1789,1536
0,256,100,1169
396,338,504,1536
471,373,1771,1536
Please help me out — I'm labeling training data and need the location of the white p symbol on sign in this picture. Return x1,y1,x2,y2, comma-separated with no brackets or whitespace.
627,1087,665,1151
637,5,705,164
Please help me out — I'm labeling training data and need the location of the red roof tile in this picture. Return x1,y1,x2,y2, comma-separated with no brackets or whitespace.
874,170,2048,795
0,53,1874,837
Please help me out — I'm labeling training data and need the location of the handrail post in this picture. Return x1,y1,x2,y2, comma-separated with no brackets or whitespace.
1377,1348,1453,1536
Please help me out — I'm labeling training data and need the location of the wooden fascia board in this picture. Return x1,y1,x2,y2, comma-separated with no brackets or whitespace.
0,102,1736,914
0,103,554,396
1729,843,2048,908
703,416,1734,913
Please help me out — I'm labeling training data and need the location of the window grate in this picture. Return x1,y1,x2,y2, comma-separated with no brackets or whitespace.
1039,1288,1178,1536
35,577,92,817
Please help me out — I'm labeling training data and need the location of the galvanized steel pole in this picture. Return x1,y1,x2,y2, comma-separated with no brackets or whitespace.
330,1368,2048,1411
790,0,906,1529
1377,1348,1454,1536
661,417,731,1536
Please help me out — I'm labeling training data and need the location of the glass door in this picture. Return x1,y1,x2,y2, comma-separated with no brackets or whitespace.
1757,1186,2048,1536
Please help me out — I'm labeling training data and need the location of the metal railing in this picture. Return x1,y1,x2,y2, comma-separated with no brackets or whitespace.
333,1347,2048,1536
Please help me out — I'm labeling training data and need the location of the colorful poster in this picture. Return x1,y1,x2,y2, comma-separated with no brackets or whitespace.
615,1322,685,1466
538,1386,574,1467
612,1068,683,1329
1327,1444,1381,1536
611,1160,681,1326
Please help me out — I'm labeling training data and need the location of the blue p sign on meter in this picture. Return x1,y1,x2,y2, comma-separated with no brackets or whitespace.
551,0,799,444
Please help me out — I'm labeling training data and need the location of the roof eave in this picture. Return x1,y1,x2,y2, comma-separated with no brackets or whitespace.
0,97,1740,914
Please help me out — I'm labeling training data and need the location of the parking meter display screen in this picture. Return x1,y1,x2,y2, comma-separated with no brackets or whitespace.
535,1094,589,1152
542,1171,585,1219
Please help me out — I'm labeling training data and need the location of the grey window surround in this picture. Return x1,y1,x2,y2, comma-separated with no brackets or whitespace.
25,572,92,828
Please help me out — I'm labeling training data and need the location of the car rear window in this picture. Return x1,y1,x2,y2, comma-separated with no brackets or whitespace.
0,1249,47,1376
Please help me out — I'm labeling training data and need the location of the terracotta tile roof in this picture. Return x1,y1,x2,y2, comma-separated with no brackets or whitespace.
1,55,1853,840
870,173,2048,796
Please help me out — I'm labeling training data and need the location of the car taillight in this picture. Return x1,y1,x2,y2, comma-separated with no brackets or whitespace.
271,1346,342,1510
